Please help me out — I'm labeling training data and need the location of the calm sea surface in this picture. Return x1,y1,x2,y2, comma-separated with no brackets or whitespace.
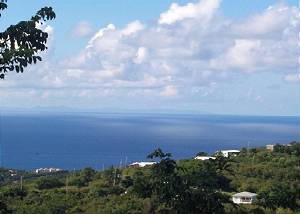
0,113,299,170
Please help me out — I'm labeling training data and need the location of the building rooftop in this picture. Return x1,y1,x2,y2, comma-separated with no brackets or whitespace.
233,192,257,197
194,156,216,160
221,150,240,153
129,162,156,167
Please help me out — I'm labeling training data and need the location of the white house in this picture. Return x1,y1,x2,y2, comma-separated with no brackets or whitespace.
220,150,240,157
129,161,156,168
8,169,17,177
194,156,216,161
266,144,274,151
232,192,258,204
35,167,62,174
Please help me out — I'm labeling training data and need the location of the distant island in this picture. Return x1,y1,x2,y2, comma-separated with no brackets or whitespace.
0,141,299,213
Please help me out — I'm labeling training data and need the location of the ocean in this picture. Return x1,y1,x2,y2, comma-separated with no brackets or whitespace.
0,113,299,170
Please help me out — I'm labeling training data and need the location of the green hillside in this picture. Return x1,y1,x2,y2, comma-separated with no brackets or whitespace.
0,142,299,214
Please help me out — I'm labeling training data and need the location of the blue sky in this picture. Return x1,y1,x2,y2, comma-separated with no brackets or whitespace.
0,0,299,115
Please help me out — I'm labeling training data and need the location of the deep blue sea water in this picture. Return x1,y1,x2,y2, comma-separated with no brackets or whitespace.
0,113,299,170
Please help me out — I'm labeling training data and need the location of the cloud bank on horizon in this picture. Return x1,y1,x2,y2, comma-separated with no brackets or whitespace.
1,0,299,115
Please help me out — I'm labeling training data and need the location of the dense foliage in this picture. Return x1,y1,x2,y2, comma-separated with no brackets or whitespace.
0,0,55,79
0,142,299,213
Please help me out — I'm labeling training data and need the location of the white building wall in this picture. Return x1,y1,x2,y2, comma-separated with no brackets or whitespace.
232,196,256,204
233,197,241,204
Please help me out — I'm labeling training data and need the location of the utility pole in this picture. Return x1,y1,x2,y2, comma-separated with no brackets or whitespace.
20,176,23,191
247,141,250,156
125,156,128,168
65,176,69,195
119,159,123,169
252,154,255,166
113,167,117,186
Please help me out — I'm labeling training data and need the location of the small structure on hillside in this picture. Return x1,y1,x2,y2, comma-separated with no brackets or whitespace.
129,162,156,168
8,170,17,177
266,144,274,151
232,192,257,204
194,156,216,161
220,150,240,157
35,167,62,174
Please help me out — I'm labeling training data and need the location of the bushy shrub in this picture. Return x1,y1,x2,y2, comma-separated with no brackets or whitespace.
89,185,125,197
35,177,64,190
69,176,86,188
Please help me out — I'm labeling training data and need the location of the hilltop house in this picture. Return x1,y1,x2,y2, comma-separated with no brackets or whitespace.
220,150,240,157
194,156,216,161
232,192,257,204
129,161,156,168
266,144,274,151
35,168,62,174
8,170,17,177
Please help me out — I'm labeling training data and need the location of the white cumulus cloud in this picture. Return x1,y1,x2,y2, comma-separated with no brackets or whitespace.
72,21,93,37
284,74,300,84
158,0,220,25
1,0,299,110
160,85,178,97
122,20,144,36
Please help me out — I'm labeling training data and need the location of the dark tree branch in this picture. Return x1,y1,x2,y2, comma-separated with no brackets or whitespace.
0,3,55,79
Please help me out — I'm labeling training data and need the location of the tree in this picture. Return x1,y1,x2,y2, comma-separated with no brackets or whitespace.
69,167,96,187
147,148,183,212
120,176,133,189
131,170,152,198
1,186,27,198
146,148,232,214
258,183,298,210
0,0,55,79
0,200,11,214
35,177,64,190
213,153,234,174
81,167,96,183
